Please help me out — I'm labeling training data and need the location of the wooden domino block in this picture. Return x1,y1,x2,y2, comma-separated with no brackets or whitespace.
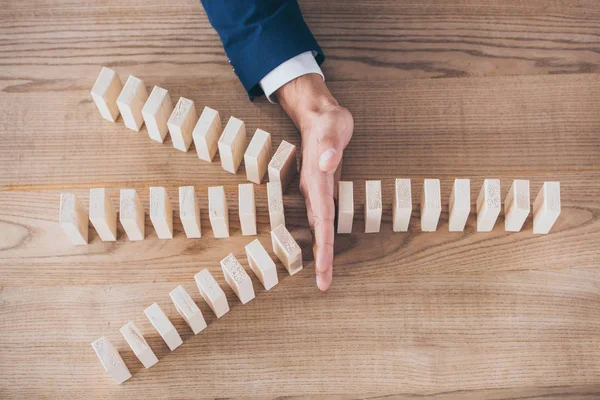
119,189,145,241
392,178,412,232
337,181,354,234
208,186,229,238
505,179,530,232
449,179,470,232
168,97,197,152
194,269,230,318
142,86,173,143
192,106,222,162
221,254,255,304
364,180,382,233
244,129,272,184
149,187,173,239
238,183,257,236
116,75,148,131
218,116,247,174
179,186,201,238
268,140,297,191
91,67,123,122
420,179,441,232
91,337,131,384
59,193,88,245
144,303,182,351
169,285,207,335
533,181,561,234
267,181,285,230
476,179,501,232
245,239,278,290
119,321,158,369
89,188,117,241
271,224,303,275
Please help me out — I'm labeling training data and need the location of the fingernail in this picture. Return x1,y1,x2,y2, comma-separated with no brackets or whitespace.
319,149,336,170
316,275,324,289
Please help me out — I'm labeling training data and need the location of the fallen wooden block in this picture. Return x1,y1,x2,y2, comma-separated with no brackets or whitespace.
169,285,207,335
193,106,221,162
91,337,132,384
533,181,561,234
244,129,272,184
179,186,201,238
505,179,530,232
448,178,470,232
271,224,303,275
119,189,145,241
365,180,382,233
89,188,117,241
337,181,354,234
91,66,123,122
221,253,255,304
194,269,230,318
392,178,412,232
238,183,257,236
245,239,278,290
149,187,173,239
218,116,247,174
208,186,229,238
420,179,441,232
116,75,148,131
268,140,297,191
476,179,501,232
168,97,197,152
59,193,88,245
144,303,182,351
119,321,158,369
267,181,285,230
142,86,173,143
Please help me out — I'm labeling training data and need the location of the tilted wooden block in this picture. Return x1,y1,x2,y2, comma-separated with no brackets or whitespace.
238,183,257,236
179,186,201,238
267,181,285,230
119,321,158,369
168,97,197,152
337,181,354,234
271,224,303,275
364,180,382,233
221,253,255,304
91,337,132,384
268,140,297,191
119,189,145,241
59,193,88,245
169,285,207,335
218,116,247,174
89,188,117,241
149,187,173,239
245,239,278,290
192,106,222,162
505,179,530,232
142,86,173,143
393,178,412,232
533,181,561,234
244,129,272,184
194,269,230,318
420,179,441,232
144,303,182,351
208,186,229,238
449,179,470,232
91,66,123,122
476,179,501,232
116,75,148,131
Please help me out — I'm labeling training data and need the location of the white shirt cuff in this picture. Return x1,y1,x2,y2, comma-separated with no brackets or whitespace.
259,51,324,103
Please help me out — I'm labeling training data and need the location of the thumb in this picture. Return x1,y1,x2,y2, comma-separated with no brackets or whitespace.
317,129,351,173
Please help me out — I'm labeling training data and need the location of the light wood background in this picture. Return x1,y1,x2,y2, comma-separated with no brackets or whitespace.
1,0,599,398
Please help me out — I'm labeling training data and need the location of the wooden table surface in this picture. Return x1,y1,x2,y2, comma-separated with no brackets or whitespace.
1,0,599,398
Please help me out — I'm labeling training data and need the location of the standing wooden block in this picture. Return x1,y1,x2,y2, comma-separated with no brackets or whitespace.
505,179,530,232
116,75,148,131
208,186,229,238
244,129,272,184
221,254,255,304
268,140,297,191
179,186,201,238
420,179,441,232
149,187,173,239
337,181,354,234
59,193,88,245
392,178,412,232
218,116,247,174
238,183,257,236
90,67,123,122
142,86,173,143
91,337,131,384
119,321,158,369
119,189,145,241
476,179,501,232
271,224,303,275
194,269,230,318
168,97,197,152
192,106,222,162
245,239,278,290
364,180,382,233
169,285,207,335
533,182,561,234
267,181,285,230
144,303,182,351
89,188,117,241
449,179,471,232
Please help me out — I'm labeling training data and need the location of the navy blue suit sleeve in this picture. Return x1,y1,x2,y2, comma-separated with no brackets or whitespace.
200,0,324,99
